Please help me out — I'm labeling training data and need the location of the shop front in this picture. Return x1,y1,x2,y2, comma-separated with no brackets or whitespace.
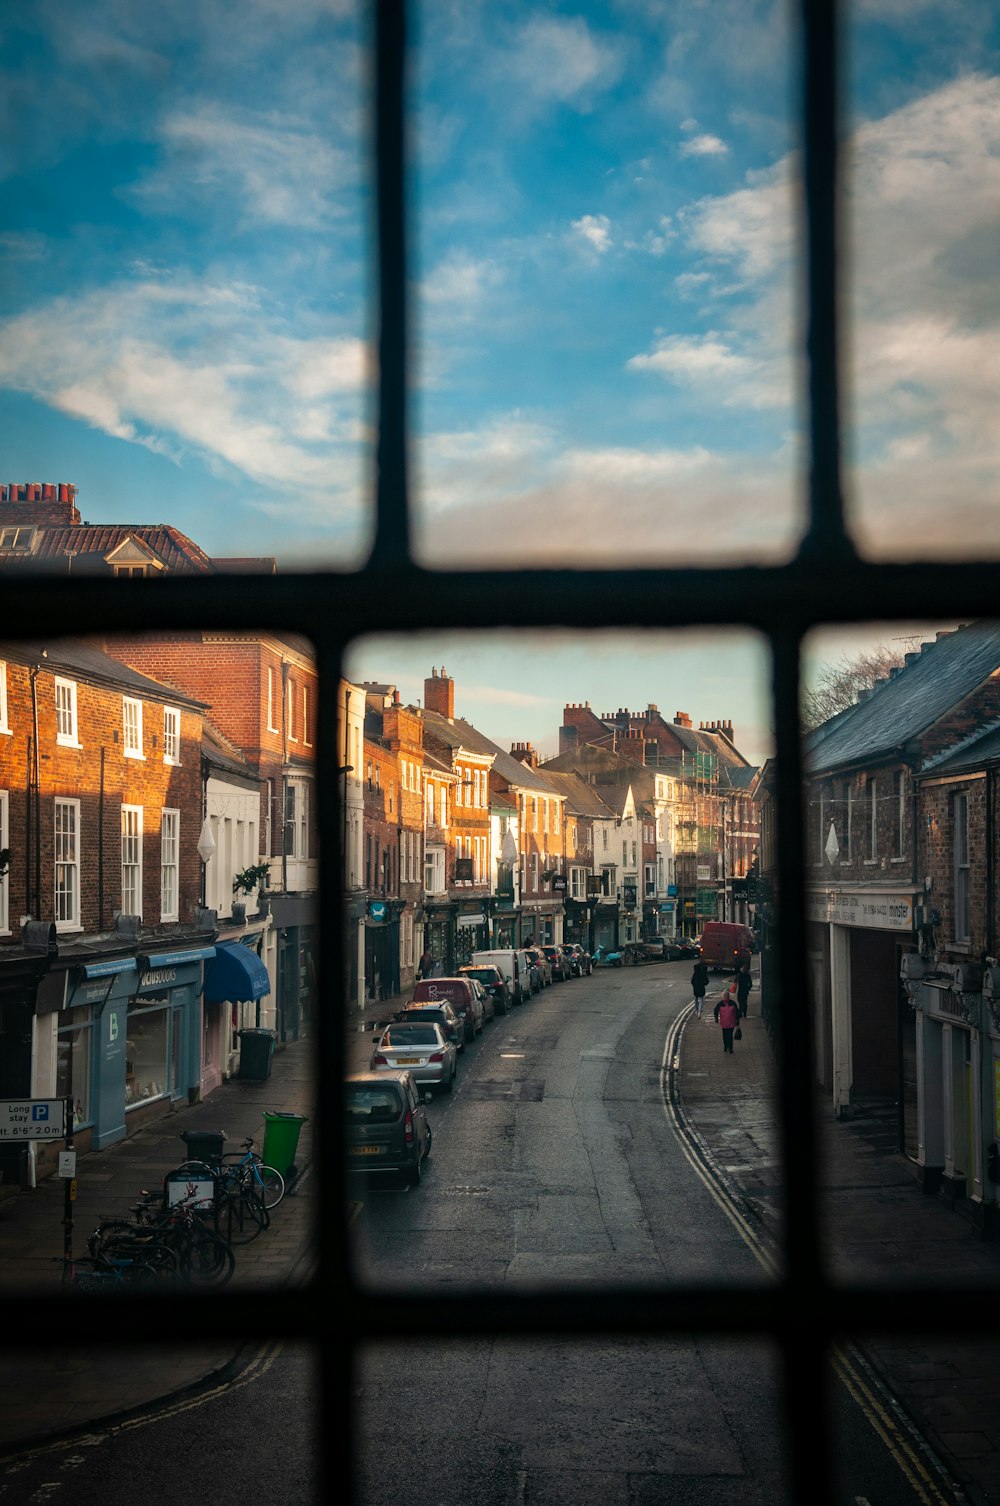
456,907,489,966
903,954,984,1212
270,893,318,1043
203,938,271,1091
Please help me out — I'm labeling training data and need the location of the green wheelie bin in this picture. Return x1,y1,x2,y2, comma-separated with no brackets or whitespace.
261,1110,307,1179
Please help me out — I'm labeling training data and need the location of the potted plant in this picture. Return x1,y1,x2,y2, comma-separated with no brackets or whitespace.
233,862,270,921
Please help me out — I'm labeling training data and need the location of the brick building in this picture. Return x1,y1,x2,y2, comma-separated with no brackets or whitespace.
803,623,1000,1240
0,641,215,1184
101,632,318,1045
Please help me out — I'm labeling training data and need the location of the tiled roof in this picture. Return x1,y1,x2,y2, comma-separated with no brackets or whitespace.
2,640,208,707
807,622,1000,774
0,524,276,574
420,709,560,796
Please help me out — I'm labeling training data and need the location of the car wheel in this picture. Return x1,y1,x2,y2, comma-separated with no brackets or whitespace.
408,1152,423,1187
442,1067,454,1094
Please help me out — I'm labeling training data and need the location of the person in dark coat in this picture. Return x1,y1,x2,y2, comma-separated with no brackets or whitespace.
713,988,740,1053
735,961,753,1019
691,960,710,1019
416,949,434,982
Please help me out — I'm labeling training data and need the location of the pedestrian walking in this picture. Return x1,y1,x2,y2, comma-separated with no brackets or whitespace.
735,960,753,1019
691,960,710,1019
416,949,434,982
713,987,740,1053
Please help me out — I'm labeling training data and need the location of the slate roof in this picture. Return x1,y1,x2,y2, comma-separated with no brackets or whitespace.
420,708,560,797
921,718,1000,777
2,640,208,707
539,769,618,820
806,622,1000,775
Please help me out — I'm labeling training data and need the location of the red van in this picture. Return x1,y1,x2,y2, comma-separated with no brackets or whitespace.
697,922,754,972
408,977,484,1042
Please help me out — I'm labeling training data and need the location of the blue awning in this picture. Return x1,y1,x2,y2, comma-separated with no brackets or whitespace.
78,957,138,980
139,946,217,970
203,941,271,1004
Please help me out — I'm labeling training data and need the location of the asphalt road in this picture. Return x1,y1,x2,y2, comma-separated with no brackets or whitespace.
3,963,965,1505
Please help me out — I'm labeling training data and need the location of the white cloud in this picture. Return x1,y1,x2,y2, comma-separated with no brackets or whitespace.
571,214,612,254
679,133,729,158
130,104,355,228
626,333,787,408
500,15,624,114
0,279,370,509
420,254,503,310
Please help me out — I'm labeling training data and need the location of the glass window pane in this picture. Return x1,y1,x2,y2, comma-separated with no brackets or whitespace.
345,628,779,1288
0,5,370,572
413,3,800,567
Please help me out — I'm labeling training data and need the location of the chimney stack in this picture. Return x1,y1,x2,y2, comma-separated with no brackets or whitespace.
424,666,455,719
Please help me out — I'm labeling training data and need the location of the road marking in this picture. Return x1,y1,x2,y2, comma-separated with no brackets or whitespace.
660,1003,968,1506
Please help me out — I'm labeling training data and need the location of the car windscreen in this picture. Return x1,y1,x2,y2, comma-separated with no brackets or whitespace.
461,969,494,982
381,1025,439,1045
345,1088,402,1120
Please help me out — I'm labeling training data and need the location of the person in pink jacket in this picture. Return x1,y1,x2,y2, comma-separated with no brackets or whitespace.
713,988,740,1054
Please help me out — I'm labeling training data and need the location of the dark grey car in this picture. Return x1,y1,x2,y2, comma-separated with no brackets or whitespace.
345,1070,432,1186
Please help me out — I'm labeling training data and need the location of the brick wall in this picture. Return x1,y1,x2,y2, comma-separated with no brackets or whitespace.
0,656,203,932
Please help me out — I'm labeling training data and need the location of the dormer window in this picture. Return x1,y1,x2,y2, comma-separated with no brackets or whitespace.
0,526,36,551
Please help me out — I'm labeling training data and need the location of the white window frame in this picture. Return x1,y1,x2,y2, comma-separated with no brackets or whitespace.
0,790,8,933
121,804,143,918
55,677,80,748
570,866,586,901
285,778,311,861
54,797,81,931
287,679,297,741
163,706,181,766
267,667,278,733
0,661,8,735
302,685,311,746
123,697,144,759
160,809,179,921
954,792,970,942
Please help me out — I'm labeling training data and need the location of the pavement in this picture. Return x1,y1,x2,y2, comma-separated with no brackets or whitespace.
4,977,1000,1503
0,1036,315,1455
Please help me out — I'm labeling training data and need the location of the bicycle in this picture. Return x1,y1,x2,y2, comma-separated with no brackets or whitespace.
58,1239,179,1293
91,1184,235,1286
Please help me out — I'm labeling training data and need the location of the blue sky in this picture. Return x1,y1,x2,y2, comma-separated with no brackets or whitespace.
1,3,995,758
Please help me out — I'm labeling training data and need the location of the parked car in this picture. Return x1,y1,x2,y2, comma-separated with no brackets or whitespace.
345,1070,432,1186
564,943,592,976
459,963,511,1015
524,947,552,987
370,1021,458,1092
409,976,484,1041
470,948,533,1006
666,937,701,960
542,944,571,981
466,975,495,1024
396,1000,465,1053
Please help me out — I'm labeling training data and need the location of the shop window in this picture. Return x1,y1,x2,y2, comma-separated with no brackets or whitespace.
125,996,169,1108
57,1006,93,1130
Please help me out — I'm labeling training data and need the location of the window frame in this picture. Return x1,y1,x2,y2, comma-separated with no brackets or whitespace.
122,696,143,759
121,803,143,918
54,796,81,931
55,676,80,748
8,12,989,1506
160,807,179,922
163,705,181,765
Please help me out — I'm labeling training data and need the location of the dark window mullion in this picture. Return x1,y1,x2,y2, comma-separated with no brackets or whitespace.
799,0,853,563
371,0,411,569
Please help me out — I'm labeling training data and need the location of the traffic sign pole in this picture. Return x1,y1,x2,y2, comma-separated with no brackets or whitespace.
62,1096,73,1287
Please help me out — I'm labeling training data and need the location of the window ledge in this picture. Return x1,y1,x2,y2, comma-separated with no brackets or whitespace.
124,751,145,761
56,739,83,751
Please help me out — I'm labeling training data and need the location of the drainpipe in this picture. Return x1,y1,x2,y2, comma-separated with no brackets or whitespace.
987,765,995,956
280,660,289,894
29,666,41,918
98,748,106,931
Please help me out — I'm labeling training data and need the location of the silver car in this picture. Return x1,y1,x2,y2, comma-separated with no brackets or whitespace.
370,1021,458,1093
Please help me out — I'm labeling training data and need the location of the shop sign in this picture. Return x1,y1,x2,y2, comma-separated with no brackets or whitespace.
808,891,914,931
623,884,637,908
140,967,177,988
696,864,711,881
368,901,387,922
457,913,486,927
